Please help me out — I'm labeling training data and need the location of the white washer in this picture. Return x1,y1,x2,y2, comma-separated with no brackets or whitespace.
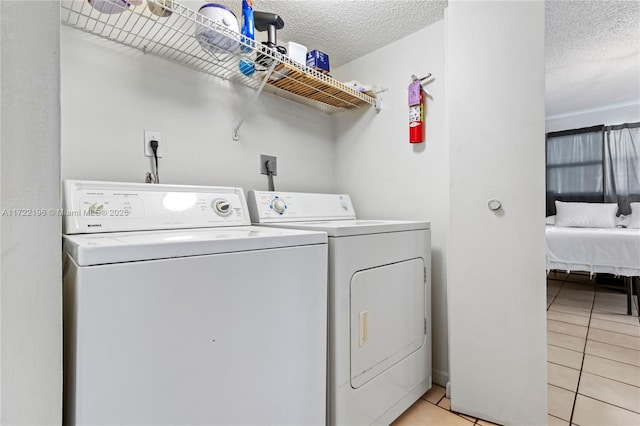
62,180,328,426
247,190,432,425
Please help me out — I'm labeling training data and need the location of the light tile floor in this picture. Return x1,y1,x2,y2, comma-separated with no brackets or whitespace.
392,271,640,425
547,271,640,426
392,384,499,426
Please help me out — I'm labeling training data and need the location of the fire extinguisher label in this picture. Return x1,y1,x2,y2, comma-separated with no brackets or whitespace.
409,104,423,122
408,81,422,105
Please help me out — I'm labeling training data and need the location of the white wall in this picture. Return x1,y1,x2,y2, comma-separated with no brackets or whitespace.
0,1,62,424
61,27,336,194
333,21,449,386
446,2,547,425
546,102,640,132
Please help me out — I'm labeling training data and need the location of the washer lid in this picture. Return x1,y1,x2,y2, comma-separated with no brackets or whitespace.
63,226,327,266
260,219,430,237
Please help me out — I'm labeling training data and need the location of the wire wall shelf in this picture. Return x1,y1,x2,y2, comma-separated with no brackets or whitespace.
60,0,378,115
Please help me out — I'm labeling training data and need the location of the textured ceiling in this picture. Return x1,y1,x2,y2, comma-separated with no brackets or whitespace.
257,0,447,67
545,0,640,118
186,0,447,67
182,1,638,119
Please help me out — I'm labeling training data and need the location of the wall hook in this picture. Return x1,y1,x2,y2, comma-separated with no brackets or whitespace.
409,73,434,96
411,73,432,84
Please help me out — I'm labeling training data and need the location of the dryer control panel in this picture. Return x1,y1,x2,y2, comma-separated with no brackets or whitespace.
63,180,251,234
247,190,356,223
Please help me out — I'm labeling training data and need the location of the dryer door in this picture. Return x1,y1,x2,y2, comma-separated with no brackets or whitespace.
350,257,426,388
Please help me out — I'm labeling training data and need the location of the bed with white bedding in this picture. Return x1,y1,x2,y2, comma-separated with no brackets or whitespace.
546,226,640,277
546,201,640,315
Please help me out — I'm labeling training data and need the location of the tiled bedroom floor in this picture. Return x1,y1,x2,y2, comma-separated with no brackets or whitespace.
546,271,640,425
392,271,640,426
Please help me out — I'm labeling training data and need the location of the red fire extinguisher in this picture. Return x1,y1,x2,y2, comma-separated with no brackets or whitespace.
408,75,431,144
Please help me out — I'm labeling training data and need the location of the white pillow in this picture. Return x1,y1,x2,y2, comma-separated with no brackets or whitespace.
545,215,555,225
629,202,640,229
554,201,618,228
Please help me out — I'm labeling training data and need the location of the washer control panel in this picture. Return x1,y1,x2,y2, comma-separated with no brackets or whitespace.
63,180,251,234
247,190,356,223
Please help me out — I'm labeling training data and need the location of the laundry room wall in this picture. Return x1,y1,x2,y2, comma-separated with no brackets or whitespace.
1,1,62,424
332,21,449,386
545,102,640,132
61,27,336,194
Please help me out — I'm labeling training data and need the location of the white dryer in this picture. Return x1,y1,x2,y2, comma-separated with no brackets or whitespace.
247,190,432,426
62,180,328,426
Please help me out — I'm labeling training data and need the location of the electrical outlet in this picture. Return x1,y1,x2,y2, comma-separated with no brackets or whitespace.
260,155,277,176
144,130,163,158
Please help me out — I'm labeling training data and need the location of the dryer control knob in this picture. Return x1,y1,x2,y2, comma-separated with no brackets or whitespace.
212,199,232,216
271,198,287,214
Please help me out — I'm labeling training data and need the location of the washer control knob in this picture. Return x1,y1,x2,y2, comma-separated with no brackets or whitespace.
341,201,349,211
89,202,104,214
212,199,232,216
271,198,287,214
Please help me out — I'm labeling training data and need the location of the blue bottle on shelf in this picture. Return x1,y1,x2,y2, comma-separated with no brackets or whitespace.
240,0,255,52
239,0,255,76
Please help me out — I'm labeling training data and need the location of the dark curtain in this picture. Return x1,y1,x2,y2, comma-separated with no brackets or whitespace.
604,123,640,215
546,122,640,217
546,126,604,216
